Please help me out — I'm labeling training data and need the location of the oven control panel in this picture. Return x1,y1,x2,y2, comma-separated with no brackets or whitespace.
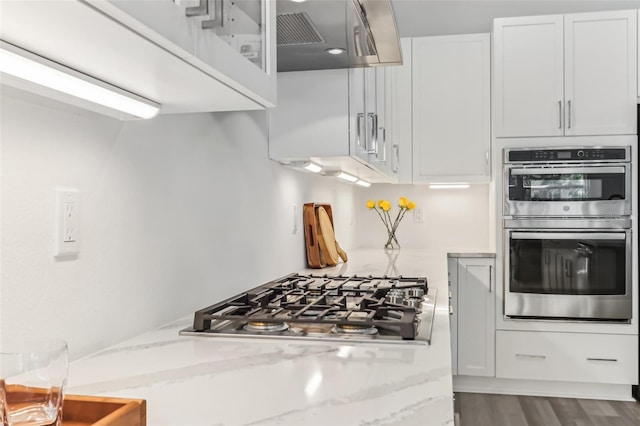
506,147,628,163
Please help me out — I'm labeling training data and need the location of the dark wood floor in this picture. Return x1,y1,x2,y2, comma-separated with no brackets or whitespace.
455,392,640,426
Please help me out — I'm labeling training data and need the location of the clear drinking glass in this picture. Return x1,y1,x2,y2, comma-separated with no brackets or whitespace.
0,339,68,426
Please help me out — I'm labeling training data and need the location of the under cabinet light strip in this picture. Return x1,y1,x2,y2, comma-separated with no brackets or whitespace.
336,171,358,182
355,179,371,187
0,41,160,119
429,183,470,189
303,162,323,173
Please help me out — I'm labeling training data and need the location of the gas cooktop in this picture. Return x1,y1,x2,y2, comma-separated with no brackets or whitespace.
180,273,436,345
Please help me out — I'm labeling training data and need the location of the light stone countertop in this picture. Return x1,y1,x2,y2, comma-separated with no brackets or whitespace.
66,249,455,426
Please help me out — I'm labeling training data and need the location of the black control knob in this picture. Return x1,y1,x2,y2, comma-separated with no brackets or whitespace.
577,150,585,158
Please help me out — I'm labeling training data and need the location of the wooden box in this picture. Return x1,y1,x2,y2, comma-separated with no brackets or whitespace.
63,394,146,426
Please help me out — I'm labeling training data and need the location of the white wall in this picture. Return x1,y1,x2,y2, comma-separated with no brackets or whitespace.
354,183,492,252
0,88,356,359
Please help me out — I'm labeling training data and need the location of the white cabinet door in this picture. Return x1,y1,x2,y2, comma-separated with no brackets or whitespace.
368,67,397,180
493,15,564,137
564,10,637,136
349,68,370,164
457,258,495,377
386,37,413,183
412,34,491,182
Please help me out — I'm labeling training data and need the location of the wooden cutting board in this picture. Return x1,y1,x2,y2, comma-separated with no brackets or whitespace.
317,206,339,266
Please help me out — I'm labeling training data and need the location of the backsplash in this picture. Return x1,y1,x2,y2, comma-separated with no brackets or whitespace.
355,183,493,251
0,88,355,358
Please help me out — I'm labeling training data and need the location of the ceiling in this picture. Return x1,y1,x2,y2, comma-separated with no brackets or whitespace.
391,0,640,37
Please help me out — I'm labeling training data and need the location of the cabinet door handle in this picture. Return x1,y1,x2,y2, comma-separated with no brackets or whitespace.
516,353,546,360
202,0,225,29
586,357,618,362
356,113,365,151
378,127,387,162
186,0,208,16
485,151,490,175
392,144,400,173
488,265,492,293
567,100,572,129
367,113,378,155
558,100,562,129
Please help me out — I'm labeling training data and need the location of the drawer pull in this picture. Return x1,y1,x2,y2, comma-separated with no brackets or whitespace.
515,353,546,360
586,357,618,362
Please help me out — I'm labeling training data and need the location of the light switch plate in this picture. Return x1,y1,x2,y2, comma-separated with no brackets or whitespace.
54,188,80,257
413,208,424,224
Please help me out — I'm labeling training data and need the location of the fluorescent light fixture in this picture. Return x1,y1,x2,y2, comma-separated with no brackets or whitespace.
429,183,471,189
291,0,307,2
325,48,346,55
0,41,160,119
355,179,371,187
303,162,323,173
336,171,358,182
288,161,323,173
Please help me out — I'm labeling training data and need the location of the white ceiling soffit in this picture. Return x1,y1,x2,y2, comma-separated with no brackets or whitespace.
391,0,640,37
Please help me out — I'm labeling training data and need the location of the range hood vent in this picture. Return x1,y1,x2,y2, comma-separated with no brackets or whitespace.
277,12,326,46
276,0,402,72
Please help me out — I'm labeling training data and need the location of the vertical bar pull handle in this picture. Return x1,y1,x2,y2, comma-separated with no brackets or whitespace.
485,151,490,175
558,100,562,129
367,113,378,155
202,0,225,29
378,127,387,162
488,265,492,293
567,100,572,129
356,113,364,151
392,144,400,173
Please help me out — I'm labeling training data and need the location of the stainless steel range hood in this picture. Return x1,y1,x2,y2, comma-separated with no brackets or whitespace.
276,0,402,72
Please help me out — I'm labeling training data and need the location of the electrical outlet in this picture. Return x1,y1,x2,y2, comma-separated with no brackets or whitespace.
413,208,424,224
54,188,80,257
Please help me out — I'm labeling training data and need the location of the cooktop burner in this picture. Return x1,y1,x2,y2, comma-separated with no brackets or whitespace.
180,273,436,344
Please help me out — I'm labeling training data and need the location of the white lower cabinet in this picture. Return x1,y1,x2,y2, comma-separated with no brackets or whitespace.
449,256,495,377
496,330,639,385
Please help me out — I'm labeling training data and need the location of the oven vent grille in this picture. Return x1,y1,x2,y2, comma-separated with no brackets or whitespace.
277,12,326,46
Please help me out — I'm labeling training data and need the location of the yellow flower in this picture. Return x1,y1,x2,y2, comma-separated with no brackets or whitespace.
407,201,416,210
377,199,386,208
366,199,375,209
381,201,391,211
398,197,408,208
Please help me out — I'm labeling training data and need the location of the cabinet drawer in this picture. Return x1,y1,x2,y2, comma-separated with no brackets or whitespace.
496,331,638,385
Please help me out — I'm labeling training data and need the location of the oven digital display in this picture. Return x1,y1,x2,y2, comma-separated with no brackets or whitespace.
556,151,571,159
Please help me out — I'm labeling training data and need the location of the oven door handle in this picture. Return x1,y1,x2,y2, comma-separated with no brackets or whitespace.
510,166,626,176
510,232,626,240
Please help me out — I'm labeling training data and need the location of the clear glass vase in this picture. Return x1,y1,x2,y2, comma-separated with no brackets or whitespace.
384,231,400,250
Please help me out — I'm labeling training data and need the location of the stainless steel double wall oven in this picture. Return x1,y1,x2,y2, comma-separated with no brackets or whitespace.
503,147,632,322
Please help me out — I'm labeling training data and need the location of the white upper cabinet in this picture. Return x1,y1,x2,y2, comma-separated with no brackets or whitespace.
494,10,637,138
268,68,395,183
493,15,564,137
385,38,412,184
0,0,276,114
411,34,491,183
564,11,637,136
